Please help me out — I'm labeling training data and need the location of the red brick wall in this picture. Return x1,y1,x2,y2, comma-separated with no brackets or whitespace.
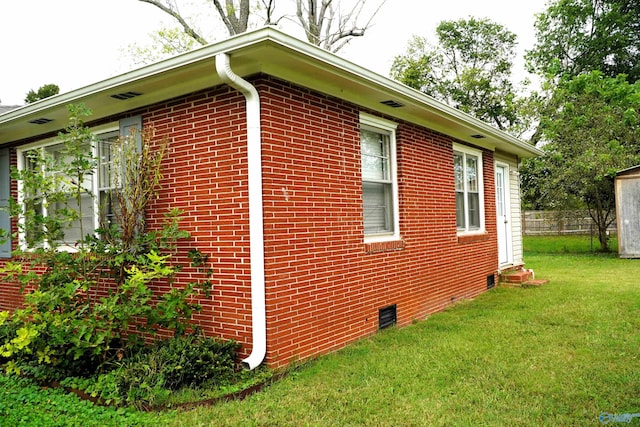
0,75,500,369
142,88,254,347
256,77,497,366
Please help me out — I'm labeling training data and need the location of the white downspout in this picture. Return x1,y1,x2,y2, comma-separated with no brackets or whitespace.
215,53,266,370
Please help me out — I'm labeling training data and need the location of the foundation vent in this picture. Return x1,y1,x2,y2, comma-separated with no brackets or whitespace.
379,304,397,330
487,274,496,289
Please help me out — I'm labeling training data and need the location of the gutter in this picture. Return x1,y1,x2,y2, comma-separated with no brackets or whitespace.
215,53,266,370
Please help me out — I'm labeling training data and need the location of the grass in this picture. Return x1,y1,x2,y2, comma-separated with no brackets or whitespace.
2,235,639,426
523,233,618,254
167,235,640,426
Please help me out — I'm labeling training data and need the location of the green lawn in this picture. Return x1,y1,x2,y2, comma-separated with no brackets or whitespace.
168,236,640,426
523,233,619,255
3,235,640,426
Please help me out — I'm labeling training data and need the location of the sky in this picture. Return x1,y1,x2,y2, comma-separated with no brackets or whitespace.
0,0,547,106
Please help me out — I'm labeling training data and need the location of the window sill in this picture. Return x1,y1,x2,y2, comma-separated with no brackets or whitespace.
364,239,406,254
457,232,489,244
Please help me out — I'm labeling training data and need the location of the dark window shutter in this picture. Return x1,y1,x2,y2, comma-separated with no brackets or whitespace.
0,148,12,258
119,115,143,150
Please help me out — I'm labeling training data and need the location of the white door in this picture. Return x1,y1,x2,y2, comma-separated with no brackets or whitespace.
495,164,513,266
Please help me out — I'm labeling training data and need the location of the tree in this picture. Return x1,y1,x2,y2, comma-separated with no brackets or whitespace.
133,0,385,62
124,27,200,66
295,0,387,52
522,72,640,251
390,18,521,132
526,0,640,82
24,84,60,104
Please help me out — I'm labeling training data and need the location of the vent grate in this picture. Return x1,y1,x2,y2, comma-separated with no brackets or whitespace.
380,99,404,108
487,274,496,289
29,118,53,125
379,304,397,329
111,91,142,100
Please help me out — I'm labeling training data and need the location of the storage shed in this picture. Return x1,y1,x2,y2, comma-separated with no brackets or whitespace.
615,165,640,258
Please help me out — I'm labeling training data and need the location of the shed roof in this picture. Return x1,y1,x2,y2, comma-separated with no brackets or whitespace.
617,165,640,177
0,27,541,158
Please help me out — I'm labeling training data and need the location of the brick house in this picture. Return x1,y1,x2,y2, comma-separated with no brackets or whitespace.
0,28,541,369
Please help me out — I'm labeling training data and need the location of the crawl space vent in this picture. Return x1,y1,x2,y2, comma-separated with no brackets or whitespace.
487,274,496,289
378,304,397,330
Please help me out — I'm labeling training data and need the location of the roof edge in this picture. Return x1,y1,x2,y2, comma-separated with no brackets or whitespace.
1,27,542,158
254,29,542,158
0,27,281,126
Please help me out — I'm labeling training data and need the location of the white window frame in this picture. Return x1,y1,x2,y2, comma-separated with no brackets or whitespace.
360,112,400,243
16,123,118,251
453,143,485,235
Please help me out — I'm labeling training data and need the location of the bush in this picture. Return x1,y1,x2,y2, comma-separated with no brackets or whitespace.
0,106,209,379
151,334,240,389
66,334,240,409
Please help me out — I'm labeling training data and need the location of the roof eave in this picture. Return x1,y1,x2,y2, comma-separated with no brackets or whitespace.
0,27,542,158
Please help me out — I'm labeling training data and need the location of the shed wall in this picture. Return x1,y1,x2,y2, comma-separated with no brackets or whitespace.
616,172,640,258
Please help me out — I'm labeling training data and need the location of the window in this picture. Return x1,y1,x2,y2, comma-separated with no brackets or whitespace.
454,144,484,233
17,128,120,249
98,133,119,227
360,113,398,241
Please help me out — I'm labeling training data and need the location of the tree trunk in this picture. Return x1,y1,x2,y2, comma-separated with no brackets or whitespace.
597,222,609,252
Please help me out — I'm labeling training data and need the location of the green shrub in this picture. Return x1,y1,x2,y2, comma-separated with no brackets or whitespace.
150,334,240,389
0,106,210,380
64,334,240,409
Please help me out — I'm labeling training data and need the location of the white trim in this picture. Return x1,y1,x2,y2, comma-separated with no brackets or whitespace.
453,143,485,235
360,113,400,243
0,28,542,160
495,161,513,266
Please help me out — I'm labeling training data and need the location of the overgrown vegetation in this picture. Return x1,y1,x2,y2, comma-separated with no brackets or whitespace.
59,335,242,409
0,105,258,409
0,374,171,426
